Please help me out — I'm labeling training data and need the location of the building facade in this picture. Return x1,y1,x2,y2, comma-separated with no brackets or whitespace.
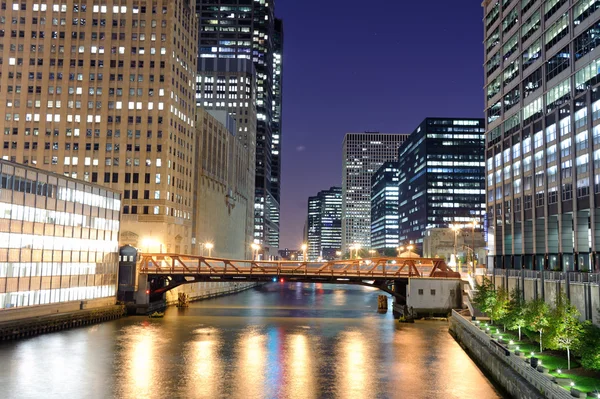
0,0,199,254
307,186,342,261
192,108,252,259
0,160,120,309
370,162,400,252
341,133,409,253
197,0,283,257
483,0,600,271
195,59,257,256
398,118,486,246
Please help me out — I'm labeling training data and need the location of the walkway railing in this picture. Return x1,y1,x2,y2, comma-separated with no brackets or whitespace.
452,310,573,399
488,270,600,285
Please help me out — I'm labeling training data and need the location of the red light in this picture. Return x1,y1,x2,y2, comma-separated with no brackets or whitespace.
280,278,284,283
146,290,150,294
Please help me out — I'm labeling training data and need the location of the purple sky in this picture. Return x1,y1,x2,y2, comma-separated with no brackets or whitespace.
277,1,485,249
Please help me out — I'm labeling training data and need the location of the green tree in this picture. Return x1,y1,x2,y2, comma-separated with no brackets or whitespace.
490,287,510,330
472,277,497,320
575,322,600,371
505,288,527,341
547,292,582,369
382,248,397,257
524,298,551,353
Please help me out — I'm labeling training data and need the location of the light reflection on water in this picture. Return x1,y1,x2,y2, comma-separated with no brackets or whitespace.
0,283,503,399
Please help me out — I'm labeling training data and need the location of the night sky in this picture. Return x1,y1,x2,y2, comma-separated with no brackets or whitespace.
277,1,485,249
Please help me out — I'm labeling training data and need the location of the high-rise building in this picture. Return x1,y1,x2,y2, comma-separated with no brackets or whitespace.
197,1,283,257
307,187,342,261
195,58,257,257
483,0,600,271
0,1,199,253
341,133,409,253
398,118,486,246
370,161,400,252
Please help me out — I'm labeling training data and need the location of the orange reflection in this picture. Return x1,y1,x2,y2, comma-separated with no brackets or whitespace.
283,334,316,399
122,326,156,398
185,327,223,398
336,331,374,399
233,330,266,398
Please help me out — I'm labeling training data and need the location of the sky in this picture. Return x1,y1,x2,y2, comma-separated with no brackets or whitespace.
276,1,485,249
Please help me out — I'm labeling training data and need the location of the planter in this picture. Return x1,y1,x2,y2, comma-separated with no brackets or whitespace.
553,377,573,386
569,387,585,398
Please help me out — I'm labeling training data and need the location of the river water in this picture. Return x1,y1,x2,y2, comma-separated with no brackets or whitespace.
0,283,502,399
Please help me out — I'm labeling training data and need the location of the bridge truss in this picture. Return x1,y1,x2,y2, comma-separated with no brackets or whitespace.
137,254,460,300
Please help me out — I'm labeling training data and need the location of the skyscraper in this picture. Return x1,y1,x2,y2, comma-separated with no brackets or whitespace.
197,1,283,257
341,133,409,253
307,187,342,261
0,1,199,253
370,162,400,252
397,118,486,246
483,0,600,271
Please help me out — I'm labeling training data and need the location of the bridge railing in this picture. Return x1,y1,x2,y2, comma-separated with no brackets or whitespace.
137,254,462,279
452,310,573,399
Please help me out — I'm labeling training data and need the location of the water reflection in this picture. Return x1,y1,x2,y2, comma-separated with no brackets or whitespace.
0,284,502,399
184,327,223,399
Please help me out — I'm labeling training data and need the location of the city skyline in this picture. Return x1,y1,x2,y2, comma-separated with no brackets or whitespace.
277,1,484,248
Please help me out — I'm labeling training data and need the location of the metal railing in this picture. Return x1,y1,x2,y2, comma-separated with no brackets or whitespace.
488,269,600,285
452,310,573,399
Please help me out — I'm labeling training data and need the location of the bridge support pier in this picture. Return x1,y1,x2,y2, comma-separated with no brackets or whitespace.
392,280,407,317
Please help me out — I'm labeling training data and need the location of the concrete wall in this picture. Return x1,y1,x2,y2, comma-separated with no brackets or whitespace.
450,316,545,399
0,297,116,323
406,278,461,315
491,274,600,324
165,281,256,305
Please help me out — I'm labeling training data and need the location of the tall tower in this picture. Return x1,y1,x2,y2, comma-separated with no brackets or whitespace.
483,0,600,272
341,133,409,253
307,187,342,261
197,1,283,257
0,0,199,253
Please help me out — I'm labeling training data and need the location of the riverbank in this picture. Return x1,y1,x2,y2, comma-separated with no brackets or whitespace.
450,310,573,399
0,305,124,341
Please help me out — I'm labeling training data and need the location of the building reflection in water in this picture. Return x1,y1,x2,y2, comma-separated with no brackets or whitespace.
119,324,158,399
336,330,375,399
234,329,267,398
282,333,316,399
185,327,223,399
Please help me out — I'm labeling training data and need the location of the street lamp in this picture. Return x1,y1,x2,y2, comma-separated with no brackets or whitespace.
301,243,308,262
451,224,461,272
407,245,414,255
335,250,342,259
251,243,260,260
471,220,478,274
204,242,214,258
369,249,376,258
397,246,405,256
354,243,362,259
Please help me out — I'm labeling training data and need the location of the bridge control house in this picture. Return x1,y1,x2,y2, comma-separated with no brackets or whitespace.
0,160,121,316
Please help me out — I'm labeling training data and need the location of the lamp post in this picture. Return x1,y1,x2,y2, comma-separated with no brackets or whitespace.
397,246,405,257
471,220,478,275
301,243,308,262
407,245,414,256
354,243,362,259
204,242,214,258
251,243,260,260
369,249,376,258
335,250,342,260
451,224,460,272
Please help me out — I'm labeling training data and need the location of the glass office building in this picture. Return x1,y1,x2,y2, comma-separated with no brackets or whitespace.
371,162,400,251
307,187,342,261
483,0,600,271
0,161,121,309
398,118,486,246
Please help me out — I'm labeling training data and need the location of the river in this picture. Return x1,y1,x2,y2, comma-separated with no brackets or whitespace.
0,283,502,399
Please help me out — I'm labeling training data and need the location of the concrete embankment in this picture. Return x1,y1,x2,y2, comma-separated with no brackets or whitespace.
0,304,124,341
449,314,545,399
